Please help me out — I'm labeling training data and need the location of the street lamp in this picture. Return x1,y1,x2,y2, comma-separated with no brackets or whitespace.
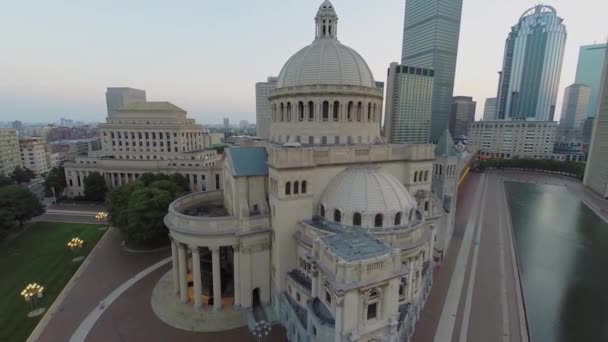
67,237,85,262
21,283,45,317
95,211,108,222
249,320,272,342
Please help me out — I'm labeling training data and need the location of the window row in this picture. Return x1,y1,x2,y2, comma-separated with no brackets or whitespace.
271,100,380,123
433,163,456,176
319,204,416,228
272,135,375,145
413,170,429,183
285,180,308,196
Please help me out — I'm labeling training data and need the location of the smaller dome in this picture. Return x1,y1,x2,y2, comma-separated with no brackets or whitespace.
319,166,418,229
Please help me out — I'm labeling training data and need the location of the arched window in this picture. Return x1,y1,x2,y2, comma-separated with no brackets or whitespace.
439,165,443,175
293,181,299,194
298,102,304,121
286,103,292,121
334,209,341,223
333,101,340,121
322,101,329,121
394,212,402,226
347,101,353,121
280,103,285,121
353,213,362,226
409,208,414,221
308,101,315,121
374,214,383,228
424,170,429,181
285,182,291,195
320,204,325,218
357,102,362,121
301,180,307,194
373,103,377,121
414,171,418,182
368,103,372,121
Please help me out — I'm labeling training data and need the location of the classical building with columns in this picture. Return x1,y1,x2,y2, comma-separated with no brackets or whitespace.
63,87,223,197
159,2,460,341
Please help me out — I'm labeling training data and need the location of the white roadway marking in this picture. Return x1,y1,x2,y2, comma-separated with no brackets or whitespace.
69,257,171,342
433,173,486,342
458,172,488,342
497,177,511,342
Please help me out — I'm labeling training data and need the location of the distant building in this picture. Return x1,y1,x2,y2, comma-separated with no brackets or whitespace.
401,0,463,142
19,137,50,176
483,97,497,121
12,120,22,130
60,118,75,128
575,43,608,117
496,5,566,121
384,62,434,144
0,128,22,176
239,120,249,130
106,87,147,117
449,96,476,138
223,118,230,129
559,84,591,130
584,47,608,197
469,120,582,161
255,76,278,139
582,116,595,145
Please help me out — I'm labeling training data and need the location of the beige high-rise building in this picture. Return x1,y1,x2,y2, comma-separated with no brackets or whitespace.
256,77,278,139
19,137,50,176
0,128,22,176
584,47,608,197
63,87,223,198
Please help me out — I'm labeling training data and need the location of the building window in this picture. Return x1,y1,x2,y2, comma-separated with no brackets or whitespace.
308,101,314,121
367,303,377,320
294,181,299,194
347,101,353,121
424,201,429,211
394,212,402,226
298,102,304,121
322,101,329,121
301,181,307,194
285,182,291,195
414,171,418,182
333,209,341,223
357,102,362,121
333,101,339,121
320,204,325,218
424,170,429,181
374,214,383,227
353,213,362,226
367,103,372,121
325,291,332,304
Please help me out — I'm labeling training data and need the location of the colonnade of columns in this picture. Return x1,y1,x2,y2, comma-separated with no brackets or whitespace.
170,239,240,311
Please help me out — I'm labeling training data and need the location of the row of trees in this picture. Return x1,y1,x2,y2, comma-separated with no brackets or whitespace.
107,173,189,246
0,166,36,187
476,158,586,179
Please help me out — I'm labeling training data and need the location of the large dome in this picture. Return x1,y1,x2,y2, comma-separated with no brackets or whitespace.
276,39,376,88
275,0,375,89
319,166,419,229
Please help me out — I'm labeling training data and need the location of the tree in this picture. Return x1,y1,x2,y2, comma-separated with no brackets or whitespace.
44,166,67,197
83,172,108,202
125,187,174,243
149,180,186,198
169,173,190,192
11,166,35,184
0,174,13,187
107,181,144,231
0,185,44,226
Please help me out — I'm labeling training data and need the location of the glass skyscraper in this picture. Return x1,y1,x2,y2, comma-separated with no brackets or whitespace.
496,5,567,121
575,43,608,118
401,0,463,142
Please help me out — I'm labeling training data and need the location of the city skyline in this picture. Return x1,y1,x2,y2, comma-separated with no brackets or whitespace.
0,0,606,124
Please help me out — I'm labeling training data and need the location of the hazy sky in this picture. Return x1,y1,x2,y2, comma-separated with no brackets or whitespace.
0,0,606,124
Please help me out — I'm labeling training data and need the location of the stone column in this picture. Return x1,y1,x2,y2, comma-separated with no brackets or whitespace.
171,239,179,295
110,173,116,187
334,297,344,342
211,246,222,310
311,263,319,298
178,243,188,303
233,244,240,308
191,245,203,310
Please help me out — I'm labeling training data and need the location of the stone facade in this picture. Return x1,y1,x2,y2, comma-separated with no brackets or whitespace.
0,128,21,176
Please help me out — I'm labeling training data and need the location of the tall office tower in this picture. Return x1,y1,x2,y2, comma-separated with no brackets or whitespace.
582,117,595,145
255,77,278,139
559,84,591,129
401,0,463,142
496,5,567,121
584,47,608,197
483,97,497,121
449,96,476,137
106,87,147,117
575,43,608,117
239,120,249,130
384,62,434,144
0,128,22,176
223,118,230,129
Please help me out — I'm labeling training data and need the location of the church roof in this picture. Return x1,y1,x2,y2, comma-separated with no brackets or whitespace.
227,147,268,177
118,101,186,113
435,129,458,157
322,231,392,262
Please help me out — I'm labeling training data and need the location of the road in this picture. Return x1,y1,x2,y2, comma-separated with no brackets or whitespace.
413,171,528,342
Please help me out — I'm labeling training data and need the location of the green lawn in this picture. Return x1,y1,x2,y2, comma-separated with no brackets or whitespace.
0,222,107,342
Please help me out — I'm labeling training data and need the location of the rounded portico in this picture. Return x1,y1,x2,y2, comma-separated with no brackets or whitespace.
269,0,384,146
163,190,271,313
